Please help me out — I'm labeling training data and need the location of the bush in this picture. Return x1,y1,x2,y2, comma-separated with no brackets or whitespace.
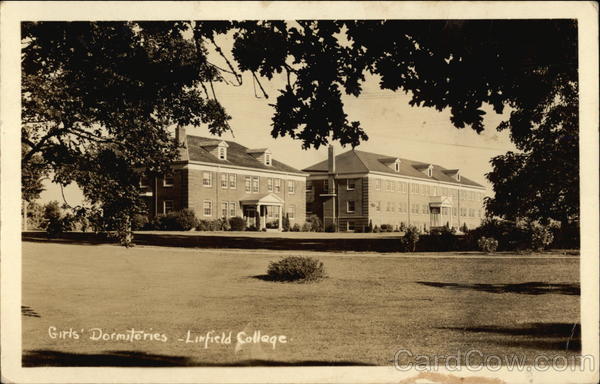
373,225,380,233
301,223,311,232
291,223,301,232
477,236,499,253
247,224,258,231
324,223,337,232
197,217,230,231
158,209,198,231
306,215,323,232
402,225,420,252
529,223,554,251
41,201,74,237
228,216,246,231
131,214,149,231
282,213,290,232
266,256,327,282
468,218,530,251
365,219,373,233
429,226,459,251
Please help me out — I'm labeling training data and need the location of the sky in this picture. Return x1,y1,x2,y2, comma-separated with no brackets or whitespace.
38,31,517,206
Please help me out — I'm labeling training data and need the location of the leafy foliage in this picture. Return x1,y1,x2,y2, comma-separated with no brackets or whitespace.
228,216,246,231
402,225,421,252
477,237,499,253
267,256,327,283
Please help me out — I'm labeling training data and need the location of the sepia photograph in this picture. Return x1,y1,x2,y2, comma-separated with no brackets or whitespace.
1,1,598,383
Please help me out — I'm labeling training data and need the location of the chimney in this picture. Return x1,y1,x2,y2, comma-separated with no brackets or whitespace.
327,145,336,195
327,145,336,174
175,126,186,147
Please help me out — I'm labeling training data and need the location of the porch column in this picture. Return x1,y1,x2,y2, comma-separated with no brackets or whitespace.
278,205,283,230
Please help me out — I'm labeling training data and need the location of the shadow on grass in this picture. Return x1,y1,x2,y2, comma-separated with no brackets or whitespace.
416,281,580,295
22,349,373,367
439,323,581,352
21,305,41,318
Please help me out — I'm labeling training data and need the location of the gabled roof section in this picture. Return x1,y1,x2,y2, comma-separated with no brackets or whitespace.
184,135,302,174
303,149,484,188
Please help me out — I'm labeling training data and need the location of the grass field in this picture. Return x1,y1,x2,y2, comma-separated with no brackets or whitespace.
22,241,580,366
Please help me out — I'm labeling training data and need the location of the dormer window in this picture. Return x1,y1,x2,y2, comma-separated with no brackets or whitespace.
265,153,272,166
218,146,227,160
394,160,401,172
427,166,433,177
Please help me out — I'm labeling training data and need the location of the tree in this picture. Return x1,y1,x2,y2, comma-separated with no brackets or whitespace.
22,20,578,243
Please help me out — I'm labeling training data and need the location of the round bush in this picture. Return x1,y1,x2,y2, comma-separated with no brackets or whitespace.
267,256,327,282
228,216,246,231
477,236,499,253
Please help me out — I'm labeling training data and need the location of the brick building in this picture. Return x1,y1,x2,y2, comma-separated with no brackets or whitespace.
140,127,306,230
303,147,486,232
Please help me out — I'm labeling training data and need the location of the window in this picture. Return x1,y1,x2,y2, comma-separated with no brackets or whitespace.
306,181,313,192
375,201,381,212
322,180,327,193
422,204,428,214
218,146,227,160
140,174,150,188
265,153,272,166
347,221,355,231
244,176,251,192
229,202,236,217
469,208,475,217
267,178,273,192
287,180,295,194
252,176,259,193
395,161,400,172
347,201,356,213
375,179,381,191
163,173,174,187
391,202,396,212
386,202,391,212
386,181,391,192
391,182,395,192
427,166,433,177
460,207,467,216
203,200,212,217
221,202,228,217
452,207,457,216
202,172,212,187
347,178,356,190
401,182,408,193
221,174,228,189
229,174,236,189
275,179,281,193
163,200,174,214
287,205,296,219
412,204,419,214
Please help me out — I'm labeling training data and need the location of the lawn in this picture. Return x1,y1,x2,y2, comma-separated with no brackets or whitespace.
21,241,580,366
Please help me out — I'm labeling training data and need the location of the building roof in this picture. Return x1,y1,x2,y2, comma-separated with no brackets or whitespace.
302,149,484,188
182,135,303,174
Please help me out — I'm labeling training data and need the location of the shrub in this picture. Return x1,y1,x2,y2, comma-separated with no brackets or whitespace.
468,218,530,251
399,222,406,232
529,223,554,251
306,214,323,232
291,223,301,232
159,209,198,231
301,223,311,232
131,214,149,231
365,219,373,233
324,223,337,232
228,216,246,231
373,225,380,233
477,236,499,253
247,224,258,232
429,226,459,251
266,256,327,282
197,217,230,231
41,201,74,237
402,225,420,252
282,213,290,232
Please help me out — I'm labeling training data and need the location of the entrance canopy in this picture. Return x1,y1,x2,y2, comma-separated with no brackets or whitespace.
240,193,284,206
